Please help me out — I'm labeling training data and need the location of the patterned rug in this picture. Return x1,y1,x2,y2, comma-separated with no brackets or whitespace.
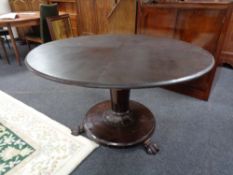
0,91,98,175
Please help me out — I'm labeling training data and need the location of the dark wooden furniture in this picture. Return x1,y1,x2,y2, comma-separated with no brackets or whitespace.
0,12,40,64
25,35,214,155
47,14,73,40
220,7,233,67
49,0,79,36
137,0,233,100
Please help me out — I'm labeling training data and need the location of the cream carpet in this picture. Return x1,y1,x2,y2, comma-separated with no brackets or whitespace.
0,90,98,175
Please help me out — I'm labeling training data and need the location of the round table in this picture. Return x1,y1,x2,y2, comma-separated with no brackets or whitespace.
25,35,215,155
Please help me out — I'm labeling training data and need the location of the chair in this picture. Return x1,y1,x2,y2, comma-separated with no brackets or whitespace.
46,14,73,41
0,38,9,64
25,4,59,49
0,28,10,49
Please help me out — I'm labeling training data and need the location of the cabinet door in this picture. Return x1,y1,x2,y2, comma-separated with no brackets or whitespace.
95,0,113,34
77,0,98,35
173,9,225,94
137,6,177,37
77,0,136,35
175,9,225,57
220,12,233,67
107,0,137,34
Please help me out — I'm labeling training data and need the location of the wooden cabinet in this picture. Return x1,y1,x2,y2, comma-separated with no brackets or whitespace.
49,0,79,36
77,0,136,35
137,0,232,100
220,11,233,67
9,0,49,39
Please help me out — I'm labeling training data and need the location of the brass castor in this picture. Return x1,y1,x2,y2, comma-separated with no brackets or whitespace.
71,123,85,136
144,139,159,155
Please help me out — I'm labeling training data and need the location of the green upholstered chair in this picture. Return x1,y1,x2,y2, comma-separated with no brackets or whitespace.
25,4,59,49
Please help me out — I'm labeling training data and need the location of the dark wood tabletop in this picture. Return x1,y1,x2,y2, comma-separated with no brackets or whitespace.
25,35,215,89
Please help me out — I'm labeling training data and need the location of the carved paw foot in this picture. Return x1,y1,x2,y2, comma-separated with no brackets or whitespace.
71,124,85,136
144,139,159,155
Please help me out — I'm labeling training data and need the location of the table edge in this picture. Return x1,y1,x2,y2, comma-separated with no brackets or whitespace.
24,57,215,89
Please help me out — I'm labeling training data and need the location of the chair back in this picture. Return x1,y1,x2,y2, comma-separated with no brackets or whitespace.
40,4,59,43
47,14,74,41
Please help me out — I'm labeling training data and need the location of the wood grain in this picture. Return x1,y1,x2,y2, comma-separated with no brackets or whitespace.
77,0,136,35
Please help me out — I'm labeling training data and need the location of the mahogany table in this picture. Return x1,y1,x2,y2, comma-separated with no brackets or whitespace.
25,35,215,155
0,12,40,64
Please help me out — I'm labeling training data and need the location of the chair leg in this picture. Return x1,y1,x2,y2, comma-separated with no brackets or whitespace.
26,39,31,50
4,35,11,49
0,39,10,64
